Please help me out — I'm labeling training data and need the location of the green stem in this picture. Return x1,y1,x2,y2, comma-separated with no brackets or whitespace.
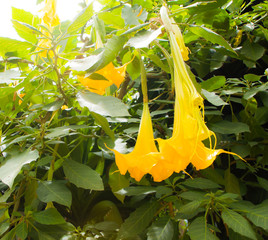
138,50,148,103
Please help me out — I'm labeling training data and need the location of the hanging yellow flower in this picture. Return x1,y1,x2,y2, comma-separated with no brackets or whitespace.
159,6,241,173
78,63,126,95
36,0,60,58
78,32,127,95
108,103,160,181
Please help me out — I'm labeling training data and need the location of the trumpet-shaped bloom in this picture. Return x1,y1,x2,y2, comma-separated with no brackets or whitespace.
41,0,60,29
108,103,160,181
37,0,60,58
78,63,126,95
158,6,240,173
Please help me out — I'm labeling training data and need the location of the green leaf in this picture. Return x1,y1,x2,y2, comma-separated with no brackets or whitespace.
177,200,204,219
179,191,207,201
243,82,268,100
127,28,163,49
201,76,226,91
91,112,115,140
202,89,227,106
241,40,265,61
0,149,39,188
147,217,174,240
62,159,104,191
221,208,257,240
42,100,64,111
182,178,220,189
69,35,127,72
0,70,20,85
122,5,147,26
118,201,160,238
257,177,268,192
224,170,241,195
209,121,250,134
32,208,66,225
116,186,158,196
189,25,235,53
0,37,33,59
77,91,130,117
133,0,153,9
188,217,219,240
16,221,28,240
108,163,129,203
98,12,125,28
37,181,72,208
67,1,94,33
244,74,262,82
246,200,268,231
12,7,39,43
45,125,90,139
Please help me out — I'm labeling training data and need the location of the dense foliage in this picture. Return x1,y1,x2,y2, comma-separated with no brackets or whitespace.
0,0,267,239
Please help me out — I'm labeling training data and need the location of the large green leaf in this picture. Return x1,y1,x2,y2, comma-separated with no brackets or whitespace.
77,91,130,117
67,1,94,33
12,7,39,43
202,89,227,106
62,159,104,191
188,217,219,240
117,201,160,238
32,208,66,225
127,28,163,49
0,70,20,85
224,170,241,195
15,221,28,240
182,178,220,189
37,181,72,208
0,37,32,59
0,149,39,188
209,121,250,134
221,208,257,240
147,217,174,240
246,200,268,231
91,112,115,140
108,163,129,203
189,25,235,53
177,200,205,219
201,76,226,91
69,35,127,72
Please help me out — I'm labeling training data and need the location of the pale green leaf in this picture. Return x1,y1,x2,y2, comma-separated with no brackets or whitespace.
77,91,130,117
224,170,241,195
62,159,104,191
202,89,227,106
0,149,39,188
67,1,94,33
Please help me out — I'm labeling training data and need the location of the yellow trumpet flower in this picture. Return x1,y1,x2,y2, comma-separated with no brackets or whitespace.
78,32,126,95
36,0,60,58
159,6,241,173
108,103,159,181
78,63,127,95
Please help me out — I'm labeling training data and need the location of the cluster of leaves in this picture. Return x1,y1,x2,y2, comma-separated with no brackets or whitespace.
0,0,267,239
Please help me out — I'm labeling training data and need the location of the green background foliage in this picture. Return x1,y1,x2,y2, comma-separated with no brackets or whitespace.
0,0,267,239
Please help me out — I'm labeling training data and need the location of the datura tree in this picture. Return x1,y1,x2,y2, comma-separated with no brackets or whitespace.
0,0,267,239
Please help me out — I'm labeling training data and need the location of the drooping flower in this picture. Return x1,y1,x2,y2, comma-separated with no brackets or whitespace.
78,63,126,95
108,102,159,181
78,32,127,95
36,0,60,58
157,6,241,173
